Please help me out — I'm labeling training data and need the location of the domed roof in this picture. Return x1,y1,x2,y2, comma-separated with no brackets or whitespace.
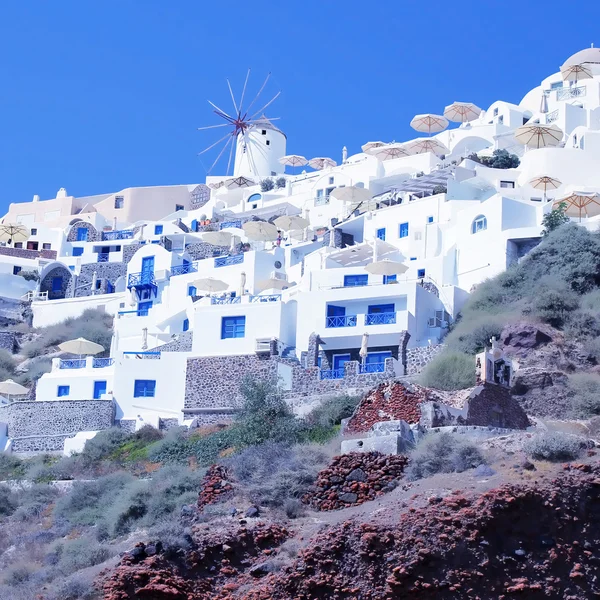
563,46,600,67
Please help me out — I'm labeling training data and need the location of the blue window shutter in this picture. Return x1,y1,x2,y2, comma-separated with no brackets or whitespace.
399,222,409,238
417,268,426,278
188,286,197,296
154,225,163,235
93,381,107,399
57,385,70,397
221,316,246,339
76,227,88,241
376,228,386,241
183,318,189,332
191,219,198,232
73,247,84,256
327,305,346,317
134,380,156,398
52,277,62,292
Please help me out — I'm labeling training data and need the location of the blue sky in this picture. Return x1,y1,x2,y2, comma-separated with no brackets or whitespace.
0,0,599,213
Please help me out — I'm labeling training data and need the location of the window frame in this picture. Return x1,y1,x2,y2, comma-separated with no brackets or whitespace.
114,196,124,209
343,274,368,287
417,268,426,278
221,316,246,339
134,379,156,398
376,227,386,241
471,215,488,234
154,225,163,235
57,385,70,397
399,222,409,238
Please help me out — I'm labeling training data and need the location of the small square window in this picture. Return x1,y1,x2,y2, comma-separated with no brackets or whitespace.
31,228,37,235
266,140,270,146
531,197,542,203
134,380,156,398
183,318,189,332
500,181,515,189
188,286,197,297
114,196,124,209
42,243,51,250
14,242,23,248
221,316,246,339
329,177,334,185
73,247,84,256
417,268,426,278
57,385,70,397
175,204,184,212
399,222,409,238
69,265,75,272
154,225,163,235
427,216,434,224
252,204,257,209
13,266,21,275
95,279,102,290
261,130,266,135
376,228,386,241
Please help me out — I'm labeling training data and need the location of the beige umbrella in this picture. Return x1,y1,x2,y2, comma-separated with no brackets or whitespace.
0,223,30,245
274,215,309,231
191,277,229,293
359,333,369,362
529,175,562,201
406,137,449,156
141,327,148,351
515,124,563,149
443,101,482,123
0,379,29,402
367,143,410,160
242,220,279,241
330,186,372,204
560,63,593,83
308,157,337,170
279,155,307,169
410,114,449,135
553,191,600,221
201,230,232,246
224,176,255,190
365,259,408,276
58,337,104,358
361,141,386,153
257,277,288,291
239,271,247,297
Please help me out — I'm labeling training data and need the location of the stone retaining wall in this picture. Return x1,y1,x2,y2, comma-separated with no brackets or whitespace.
71,262,126,298
0,331,17,352
153,331,193,352
406,344,445,375
11,433,74,454
0,246,56,261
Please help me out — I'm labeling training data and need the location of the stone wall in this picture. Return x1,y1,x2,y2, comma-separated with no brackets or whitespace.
0,331,17,352
184,242,236,261
153,331,193,352
406,344,445,375
0,246,57,261
66,221,101,243
123,242,146,264
11,434,74,454
39,265,72,300
70,262,126,298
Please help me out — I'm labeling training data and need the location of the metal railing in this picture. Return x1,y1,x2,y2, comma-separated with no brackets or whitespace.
22,291,48,302
557,85,586,101
320,368,345,380
128,272,156,287
365,312,396,325
250,294,281,303
97,253,110,263
93,357,114,368
102,230,134,241
326,315,357,328
359,362,386,374
214,254,244,268
118,309,148,317
171,262,198,276
123,351,161,359
220,220,242,230
546,109,559,124
314,195,330,206
59,359,86,370
211,296,241,305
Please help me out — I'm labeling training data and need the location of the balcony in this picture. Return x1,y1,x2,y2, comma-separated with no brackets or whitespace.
359,362,386,374
320,368,345,380
127,271,156,288
314,194,330,206
326,315,357,328
214,254,244,268
59,359,86,370
92,357,114,368
102,230,134,241
97,253,110,263
546,109,559,124
220,220,242,230
211,296,241,305
250,294,281,303
557,85,586,101
118,309,149,317
365,312,396,326
171,262,199,276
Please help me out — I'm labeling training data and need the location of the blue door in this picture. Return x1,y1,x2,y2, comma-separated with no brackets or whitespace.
141,256,154,284
52,276,62,293
333,353,351,378
76,227,88,241
138,301,153,316
93,381,107,399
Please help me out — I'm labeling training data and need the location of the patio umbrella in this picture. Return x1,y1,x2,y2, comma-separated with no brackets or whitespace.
274,215,309,231
560,63,593,83
242,220,279,241
410,114,449,135
539,92,548,115
239,271,246,297
515,124,563,149
141,327,148,351
365,259,408,276
224,176,255,190
308,157,337,170
367,143,410,160
359,333,369,361
406,137,449,156
58,337,104,358
361,141,386,153
257,277,288,291
279,155,307,169
443,101,482,123
201,230,232,246
529,175,562,201
191,277,229,293
0,223,30,245
553,191,600,221
0,379,28,402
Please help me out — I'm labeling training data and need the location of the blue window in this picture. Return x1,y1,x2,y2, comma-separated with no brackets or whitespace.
57,385,70,397
151,240,160,244
327,305,346,317
471,215,487,234
417,268,426,278
221,316,246,339
183,318,189,332
410,257,417,261
344,274,368,287
368,304,395,314
175,204,184,212
72,247,84,256
114,196,124,209
95,279,102,290
52,276,63,293
191,219,198,232
383,274,397,284
188,285,197,297
138,301,152,316
69,266,75,272
134,380,156,398
141,256,154,275
333,354,351,376
93,381,107,399
317,356,322,368
154,225,163,235
376,227,386,241
12,266,21,275
76,227,88,241
247,193,262,203
427,216,434,223
399,222,409,238
364,351,392,373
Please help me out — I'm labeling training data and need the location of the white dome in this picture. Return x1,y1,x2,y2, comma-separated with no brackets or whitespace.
563,46,600,67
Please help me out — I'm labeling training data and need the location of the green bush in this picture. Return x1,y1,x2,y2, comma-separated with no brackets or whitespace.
80,427,130,466
446,314,506,354
564,309,600,340
406,433,486,480
568,373,600,418
306,394,360,429
523,432,584,461
0,452,25,480
15,358,52,386
418,350,476,390
55,537,112,573
541,201,570,236
0,484,17,516
531,277,579,328
0,349,16,380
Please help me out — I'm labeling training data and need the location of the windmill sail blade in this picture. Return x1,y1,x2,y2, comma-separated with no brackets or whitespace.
245,72,271,116
197,123,232,131
226,135,235,175
239,68,251,113
208,137,233,174
207,100,234,120
198,131,232,155
250,91,281,121
227,79,239,115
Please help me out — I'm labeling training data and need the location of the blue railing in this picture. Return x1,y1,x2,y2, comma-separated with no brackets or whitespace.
93,357,114,368
359,362,386,374
118,309,149,317
251,294,281,303
220,220,242,230
326,315,357,328
102,230,134,241
211,296,241,305
171,262,198,276
59,359,86,370
320,368,345,380
97,253,110,263
128,272,156,287
214,254,244,268
123,351,161,359
365,312,396,326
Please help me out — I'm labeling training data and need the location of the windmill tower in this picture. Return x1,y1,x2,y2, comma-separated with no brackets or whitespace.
198,71,287,179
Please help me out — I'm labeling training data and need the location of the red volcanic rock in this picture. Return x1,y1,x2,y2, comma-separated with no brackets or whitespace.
197,465,233,510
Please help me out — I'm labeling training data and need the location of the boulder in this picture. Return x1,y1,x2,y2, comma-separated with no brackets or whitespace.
501,324,552,351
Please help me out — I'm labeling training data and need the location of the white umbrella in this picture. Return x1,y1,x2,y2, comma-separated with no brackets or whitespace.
0,379,29,402
257,277,288,291
191,277,229,293
410,114,449,135
279,155,307,169
560,63,593,83
330,186,372,204
365,259,408,276
539,92,548,115
242,220,279,241
0,223,30,245
201,231,232,246
529,176,562,201
308,157,337,170
553,191,600,221
367,143,410,160
406,137,449,156
515,124,563,149
224,176,255,190
361,141,386,153
239,271,247,297
58,337,104,358
443,101,482,123
129,287,138,307
274,215,309,231
359,333,369,360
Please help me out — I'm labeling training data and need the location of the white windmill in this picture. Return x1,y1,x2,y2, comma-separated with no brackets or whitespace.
198,71,287,179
